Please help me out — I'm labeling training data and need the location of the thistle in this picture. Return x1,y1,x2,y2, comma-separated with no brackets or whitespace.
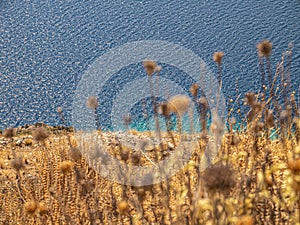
32,127,49,143
3,128,16,139
257,40,272,88
143,59,157,76
203,162,236,195
143,59,161,141
10,157,24,171
213,51,224,85
87,96,100,131
168,95,191,134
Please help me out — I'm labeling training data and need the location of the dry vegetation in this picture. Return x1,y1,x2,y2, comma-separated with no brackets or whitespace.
0,40,299,224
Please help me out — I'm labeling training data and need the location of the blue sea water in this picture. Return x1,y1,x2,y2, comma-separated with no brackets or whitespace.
0,0,299,130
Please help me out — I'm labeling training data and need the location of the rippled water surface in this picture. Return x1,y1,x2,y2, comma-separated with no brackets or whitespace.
1,0,299,130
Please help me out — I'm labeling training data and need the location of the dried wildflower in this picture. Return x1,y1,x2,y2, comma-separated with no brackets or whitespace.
168,95,191,117
245,92,255,106
24,201,37,215
11,157,24,171
120,148,129,162
231,134,240,146
199,97,209,111
235,215,255,225
203,162,236,195
286,105,292,118
190,83,199,98
60,161,74,174
86,96,98,109
136,187,146,201
117,200,129,215
257,40,272,57
266,110,275,127
158,102,171,117
213,51,224,65
3,128,16,139
32,127,49,142
143,59,157,76
70,147,82,161
37,202,48,215
131,152,141,165
252,102,262,113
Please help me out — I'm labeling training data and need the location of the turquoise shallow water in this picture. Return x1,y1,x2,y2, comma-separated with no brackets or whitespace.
1,0,299,130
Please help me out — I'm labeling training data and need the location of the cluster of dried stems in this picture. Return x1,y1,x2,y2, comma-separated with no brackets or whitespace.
0,40,299,224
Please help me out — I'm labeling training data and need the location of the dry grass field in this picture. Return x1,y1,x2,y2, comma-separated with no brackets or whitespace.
0,40,299,224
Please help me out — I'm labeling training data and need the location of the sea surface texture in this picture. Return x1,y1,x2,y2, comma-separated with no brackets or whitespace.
1,0,299,130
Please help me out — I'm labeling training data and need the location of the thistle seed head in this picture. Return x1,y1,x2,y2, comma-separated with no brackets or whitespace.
190,83,199,98
213,51,224,65
203,162,236,195
32,127,49,142
143,59,157,76
168,95,191,117
3,128,16,139
11,157,24,171
87,96,99,109
257,40,272,57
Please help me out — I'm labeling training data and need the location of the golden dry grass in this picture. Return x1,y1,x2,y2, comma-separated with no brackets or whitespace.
0,125,299,224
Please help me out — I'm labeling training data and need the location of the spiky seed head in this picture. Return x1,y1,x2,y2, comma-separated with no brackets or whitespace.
70,147,82,161
235,215,255,225
168,95,191,117
280,110,288,120
158,102,171,117
37,202,48,215
3,128,16,139
213,51,224,65
257,40,272,57
199,97,208,109
266,110,275,127
86,96,98,109
203,162,236,195
60,161,74,174
190,83,199,98
11,157,24,171
120,148,129,162
143,59,157,76
117,200,129,215
290,93,295,102
136,187,146,201
231,134,240,146
245,92,255,106
32,127,49,142
24,201,37,215
131,152,141,165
